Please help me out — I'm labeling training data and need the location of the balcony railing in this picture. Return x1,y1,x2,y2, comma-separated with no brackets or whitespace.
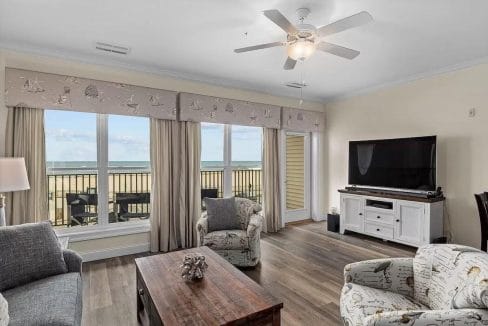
48,169,262,227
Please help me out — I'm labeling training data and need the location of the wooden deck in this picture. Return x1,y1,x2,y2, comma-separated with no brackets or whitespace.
82,221,415,325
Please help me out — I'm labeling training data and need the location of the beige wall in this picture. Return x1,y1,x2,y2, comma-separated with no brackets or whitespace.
0,48,327,257
325,63,488,248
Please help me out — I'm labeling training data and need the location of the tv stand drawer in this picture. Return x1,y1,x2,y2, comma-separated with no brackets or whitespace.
364,210,395,225
364,222,394,239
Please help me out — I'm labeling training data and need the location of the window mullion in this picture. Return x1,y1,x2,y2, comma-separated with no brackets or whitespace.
223,124,232,197
97,114,109,225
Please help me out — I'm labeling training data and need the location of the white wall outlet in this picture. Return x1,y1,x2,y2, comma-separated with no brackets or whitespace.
469,108,476,117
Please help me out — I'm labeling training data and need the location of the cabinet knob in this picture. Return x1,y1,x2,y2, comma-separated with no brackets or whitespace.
377,215,381,219
376,228,380,232
396,219,400,222
359,213,363,216
138,288,144,296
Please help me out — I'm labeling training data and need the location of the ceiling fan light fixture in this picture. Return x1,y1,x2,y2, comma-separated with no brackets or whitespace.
287,39,316,61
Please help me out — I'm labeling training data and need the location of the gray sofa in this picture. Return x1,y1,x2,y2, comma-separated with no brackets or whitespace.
0,221,82,326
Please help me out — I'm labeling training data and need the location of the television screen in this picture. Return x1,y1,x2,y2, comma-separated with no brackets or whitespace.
348,136,436,191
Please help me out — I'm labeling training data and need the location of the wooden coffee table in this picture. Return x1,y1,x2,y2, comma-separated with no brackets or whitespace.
135,246,283,325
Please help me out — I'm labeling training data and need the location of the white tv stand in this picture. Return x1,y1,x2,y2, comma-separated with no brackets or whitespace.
339,189,444,247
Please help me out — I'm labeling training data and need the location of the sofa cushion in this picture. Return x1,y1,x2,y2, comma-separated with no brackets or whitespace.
0,221,68,291
203,230,249,250
340,283,428,326
3,273,82,326
413,244,488,310
0,293,8,326
205,197,240,232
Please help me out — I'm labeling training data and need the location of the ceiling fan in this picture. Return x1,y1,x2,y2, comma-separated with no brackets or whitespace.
234,8,373,70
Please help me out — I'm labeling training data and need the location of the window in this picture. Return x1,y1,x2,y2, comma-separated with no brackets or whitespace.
200,123,262,203
45,110,150,228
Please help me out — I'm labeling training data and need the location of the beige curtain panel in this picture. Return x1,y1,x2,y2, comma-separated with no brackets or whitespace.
5,106,48,225
150,119,201,252
262,128,282,233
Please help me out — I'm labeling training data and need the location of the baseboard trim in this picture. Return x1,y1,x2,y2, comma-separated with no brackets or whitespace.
79,243,150,262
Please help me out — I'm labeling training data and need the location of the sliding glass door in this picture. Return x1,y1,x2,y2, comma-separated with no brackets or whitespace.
282,131,311,223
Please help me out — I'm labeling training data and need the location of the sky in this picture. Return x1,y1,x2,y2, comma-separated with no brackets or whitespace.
45,111,262,162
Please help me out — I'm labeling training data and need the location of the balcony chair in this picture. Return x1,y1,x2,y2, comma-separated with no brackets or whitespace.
196,197,263,267
340,244,488,326
201,188,218,210
115,192,150,222
475,192,488,251
66,193,98,226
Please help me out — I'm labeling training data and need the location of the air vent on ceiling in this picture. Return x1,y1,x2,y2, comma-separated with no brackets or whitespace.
285,81,308,89
95,42,131,55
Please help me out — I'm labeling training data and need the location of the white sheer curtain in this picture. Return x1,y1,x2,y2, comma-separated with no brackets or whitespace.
262,128,282,232
150,119,201,252
5,106,48,225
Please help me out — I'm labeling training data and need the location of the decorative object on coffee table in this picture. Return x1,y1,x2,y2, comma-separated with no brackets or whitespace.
136,246,283,325
0,158,30,226
180,254,208,281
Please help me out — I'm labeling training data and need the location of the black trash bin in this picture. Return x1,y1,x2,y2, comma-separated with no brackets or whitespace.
327,213,340,233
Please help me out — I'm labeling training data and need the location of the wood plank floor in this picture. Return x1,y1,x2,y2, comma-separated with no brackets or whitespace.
82,222,415,325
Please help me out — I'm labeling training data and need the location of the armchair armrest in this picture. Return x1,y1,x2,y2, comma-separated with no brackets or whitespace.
344,257,414,297
63,249,83,273
247,213,263,238
364,309,488,326
196,212,208,246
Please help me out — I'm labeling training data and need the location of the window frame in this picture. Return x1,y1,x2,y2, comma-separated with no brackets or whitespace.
50,111,150,239
201,123,262,198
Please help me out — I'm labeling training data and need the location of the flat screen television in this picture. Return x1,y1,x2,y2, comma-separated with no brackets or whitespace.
348,136,436,191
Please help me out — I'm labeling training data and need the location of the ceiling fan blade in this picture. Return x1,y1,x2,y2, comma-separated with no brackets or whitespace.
263,9,298,35
317,11,373,37
318,42,360,60
234,41,284,53
283,57,297,70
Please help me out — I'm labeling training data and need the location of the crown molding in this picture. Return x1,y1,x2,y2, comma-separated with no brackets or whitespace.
0,41,327,105
324,54,488,104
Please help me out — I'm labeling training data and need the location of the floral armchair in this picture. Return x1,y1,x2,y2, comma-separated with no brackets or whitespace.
196,197,263,267
340,244,488,325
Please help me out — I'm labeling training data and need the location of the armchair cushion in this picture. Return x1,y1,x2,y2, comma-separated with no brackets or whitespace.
413,244,488,310
0,221,68,291
202,230,249,250
340,283,427,326
363,309,488,326
344,257,414,298
205,197,240,232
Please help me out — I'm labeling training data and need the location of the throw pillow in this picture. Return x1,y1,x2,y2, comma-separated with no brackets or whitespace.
205,197,240,232
0,221,68,292
0,293,8,326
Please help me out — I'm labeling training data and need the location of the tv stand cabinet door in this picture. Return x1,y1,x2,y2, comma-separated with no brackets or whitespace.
340,195,363,234
395,201,424,245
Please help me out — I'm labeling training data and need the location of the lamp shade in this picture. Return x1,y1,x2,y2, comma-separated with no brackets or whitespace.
0,158,30,192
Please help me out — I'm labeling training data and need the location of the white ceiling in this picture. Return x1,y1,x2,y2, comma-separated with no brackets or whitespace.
1,0,488,102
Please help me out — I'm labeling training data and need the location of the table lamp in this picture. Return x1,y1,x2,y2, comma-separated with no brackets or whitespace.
0,157,30,226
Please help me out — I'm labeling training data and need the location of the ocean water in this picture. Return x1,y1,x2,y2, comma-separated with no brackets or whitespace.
46,161,261,173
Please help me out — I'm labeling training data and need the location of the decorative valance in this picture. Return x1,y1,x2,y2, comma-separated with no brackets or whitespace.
5,68,177,120
179,92,281,129
282,107,325,132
